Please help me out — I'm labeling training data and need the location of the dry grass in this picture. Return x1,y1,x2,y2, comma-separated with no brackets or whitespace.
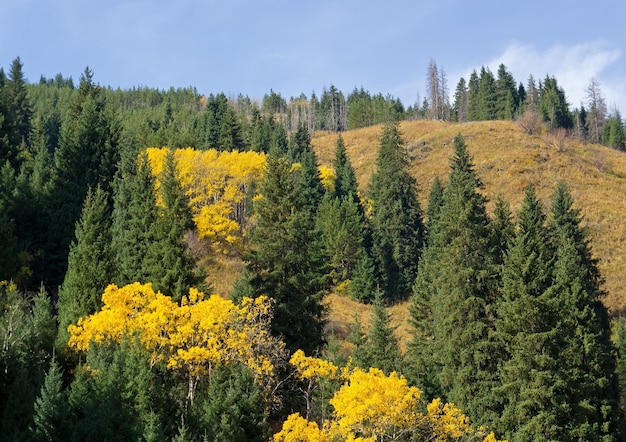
206,119,626,349
312,120,626,342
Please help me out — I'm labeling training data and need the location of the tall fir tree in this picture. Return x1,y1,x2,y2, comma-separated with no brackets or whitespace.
46,67,120,286
56,186,114,353
412,133,497,425
352,291,402,375
111,149,159,286
233,154,327,354
546,181,621,440
145,149,198,301
368,122,424,300
32,356,70,442
493,184,558,440
332,134,359,202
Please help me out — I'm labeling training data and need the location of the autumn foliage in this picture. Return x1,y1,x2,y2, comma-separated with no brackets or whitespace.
67,282,285,400
146,147,266,253
275,353,504,442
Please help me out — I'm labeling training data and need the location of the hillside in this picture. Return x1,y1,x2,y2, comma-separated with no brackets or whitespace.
310,120,626,337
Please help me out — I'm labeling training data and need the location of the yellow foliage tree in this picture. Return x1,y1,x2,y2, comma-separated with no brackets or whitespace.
146,147,267,253
275,359,506,442
67,282,285,401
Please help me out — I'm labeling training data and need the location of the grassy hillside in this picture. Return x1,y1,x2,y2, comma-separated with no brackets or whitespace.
311,120,626,342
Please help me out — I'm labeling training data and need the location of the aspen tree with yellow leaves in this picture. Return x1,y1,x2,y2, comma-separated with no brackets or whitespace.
67,282,286,402
146,147,266,254
275,353,505,442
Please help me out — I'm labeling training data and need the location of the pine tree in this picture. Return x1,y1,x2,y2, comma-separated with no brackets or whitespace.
494,184,558,440
546,181,621,440
234,155,327,354
416,134,497,425
425,176,444,243
111,149,158,286
369,122,424,300
46,67,120,286
353,292,402,375
146,149,198,301
332,134,359,202
56,186,114,352
32,356,69,442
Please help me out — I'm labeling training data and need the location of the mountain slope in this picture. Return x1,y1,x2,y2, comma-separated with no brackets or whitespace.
312,120,626,314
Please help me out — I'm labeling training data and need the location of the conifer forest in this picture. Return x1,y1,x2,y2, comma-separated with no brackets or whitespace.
3,56,626,441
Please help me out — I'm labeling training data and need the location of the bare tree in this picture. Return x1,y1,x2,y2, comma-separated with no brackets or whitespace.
586,77,607,143
426,59,449,121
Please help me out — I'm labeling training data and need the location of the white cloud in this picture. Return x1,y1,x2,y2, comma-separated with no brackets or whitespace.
483,41,623,112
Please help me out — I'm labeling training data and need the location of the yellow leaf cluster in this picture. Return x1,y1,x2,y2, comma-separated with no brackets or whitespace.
146,147,267,253
426,398,472,441
318,165,335,192
330,368,422,439
290,350,339,380
67,282,283,390
274,365,506,442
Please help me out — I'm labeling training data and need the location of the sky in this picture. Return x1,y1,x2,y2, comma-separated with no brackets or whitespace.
1,0,625,113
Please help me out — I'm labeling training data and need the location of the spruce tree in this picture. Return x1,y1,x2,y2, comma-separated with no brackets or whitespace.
46,67,120,286
546,181,621,440
348,251,377,303
494,184,558,440
56,186,114,352
353,291,402,375
5,57,32,148
368,122,424,300
234,154,327,354
425,175,444,243
111,149,159,286
414,133,497,424
32,356,69,442
332,134,359,202
146,149,198,301
489,193,514,268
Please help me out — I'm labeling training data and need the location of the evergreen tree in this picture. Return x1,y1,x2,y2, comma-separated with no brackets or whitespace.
602,113,625,149
466,70,480,121
495,64,517,120
425,176,444,243
477,67,497,120
547,181,621,440
111,149,158,286
452,77,468,122
234,155,327,354
332,134,359,202
494,184,557,440
348,251,377,303
353,292,402,375
146,149,198,301
368,122,424,300
46,67,120,286
287,123,312,164
189,364,269,441
489,193,514,268
318,195,366,285
5,57,32,149
56,186,114,353
539,76,573,129
32,356,69,442
413,134,497,425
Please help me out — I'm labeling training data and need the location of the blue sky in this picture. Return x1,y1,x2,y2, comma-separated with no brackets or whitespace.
2,0,625,113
